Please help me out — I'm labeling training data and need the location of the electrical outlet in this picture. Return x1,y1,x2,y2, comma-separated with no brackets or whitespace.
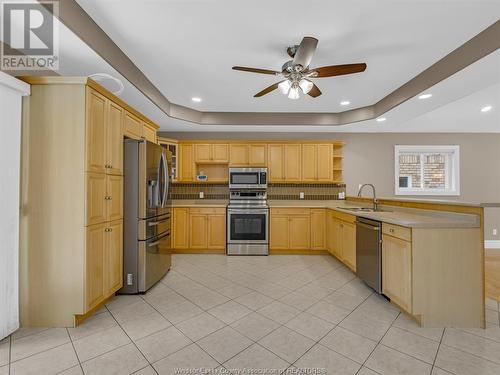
199,191,204,199
493,229,498,236
299,192,305,199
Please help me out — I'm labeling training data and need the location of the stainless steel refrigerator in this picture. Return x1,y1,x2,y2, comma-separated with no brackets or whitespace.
120,139,172,294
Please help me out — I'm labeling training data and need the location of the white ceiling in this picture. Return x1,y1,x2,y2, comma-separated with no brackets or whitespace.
1,0,499,132
75,0,500,113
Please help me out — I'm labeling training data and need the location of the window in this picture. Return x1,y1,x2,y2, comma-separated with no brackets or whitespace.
395,145,460,196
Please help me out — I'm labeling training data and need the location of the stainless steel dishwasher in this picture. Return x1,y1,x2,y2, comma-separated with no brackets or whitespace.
356,217,382,293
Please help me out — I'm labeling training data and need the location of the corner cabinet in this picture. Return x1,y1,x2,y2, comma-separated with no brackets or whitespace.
19,77,159,327
326,210,356,272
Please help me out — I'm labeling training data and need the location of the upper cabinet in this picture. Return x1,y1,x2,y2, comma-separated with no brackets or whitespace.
86,88,124,175
194,144,229,163
178,144,195,181
268,144,301,182
229,144,267,166
302,144,333,182
123,111,142,140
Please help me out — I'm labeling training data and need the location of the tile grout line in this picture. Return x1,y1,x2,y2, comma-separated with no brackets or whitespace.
8,335,11,375
104,305,161,375
429,327,446,375
65,327,85,375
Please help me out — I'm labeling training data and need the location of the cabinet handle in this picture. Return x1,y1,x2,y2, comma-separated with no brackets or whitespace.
389,228,394,233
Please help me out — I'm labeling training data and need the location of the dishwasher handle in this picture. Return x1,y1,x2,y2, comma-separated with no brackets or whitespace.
355,221,380,230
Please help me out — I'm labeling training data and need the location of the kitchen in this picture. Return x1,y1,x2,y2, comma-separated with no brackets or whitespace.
1,1,500,375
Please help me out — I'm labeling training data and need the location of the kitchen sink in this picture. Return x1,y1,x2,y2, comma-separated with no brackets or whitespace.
338,207,392,213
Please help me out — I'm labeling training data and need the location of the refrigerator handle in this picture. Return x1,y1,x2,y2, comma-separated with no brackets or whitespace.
156,152,163,207
162,153,169,207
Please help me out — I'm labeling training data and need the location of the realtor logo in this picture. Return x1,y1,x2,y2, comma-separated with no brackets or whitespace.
1,0,59,70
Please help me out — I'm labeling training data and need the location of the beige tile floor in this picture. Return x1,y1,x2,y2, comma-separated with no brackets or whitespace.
2,254,500,375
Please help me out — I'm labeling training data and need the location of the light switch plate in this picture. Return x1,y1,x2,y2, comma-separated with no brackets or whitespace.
199,191,204,199
493,229,498,236
299,192,305,199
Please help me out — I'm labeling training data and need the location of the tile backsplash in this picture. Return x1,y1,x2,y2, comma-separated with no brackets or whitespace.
171,182,346,200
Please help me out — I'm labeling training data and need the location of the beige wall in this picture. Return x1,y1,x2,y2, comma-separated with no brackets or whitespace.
165,132,500,240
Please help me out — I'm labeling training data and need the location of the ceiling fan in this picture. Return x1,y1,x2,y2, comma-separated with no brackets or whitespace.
232,37,367,99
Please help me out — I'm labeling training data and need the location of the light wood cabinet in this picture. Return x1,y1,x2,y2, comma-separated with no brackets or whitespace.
107,102,124,175
331,217,343,259
207,214,227,249
268,144,301,182
190,213,208,249
86,173,107,226
106,175,123,222
172,208,189,249
85,223,105,310
142,124,157,143
342,221,356,271
104,220,123,294
86,90,107,173
230,144,267,166
310,209,326,250
124,111,142,140
178,144,194,181
382,233,412,312
172,207,226,251
194,144,229,163
270,208,310,250
302,144,333,181
19,77,160,326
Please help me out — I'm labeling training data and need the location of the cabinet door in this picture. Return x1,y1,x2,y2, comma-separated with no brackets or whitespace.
342,221,356,271
189,214,208,249
124,111,142,140
104,220,123,295
86,172,107,225
289,215,310,249
249,144,266,166
268,145,284,181
270,215,289,249
317,144,333,181
229,144,248,165
284,144,301,181
194,144,211,163
310,209,326,250
332,218,343,259
301,144,317,181
106,175,123,222
179,144,194,181
382,234,412,312
326,211,335,254
106,102,123,175
173,208,189,249
86,89,107,173
143,124,157,143
212,144,229,163
85,223,105,310
207,214,226,249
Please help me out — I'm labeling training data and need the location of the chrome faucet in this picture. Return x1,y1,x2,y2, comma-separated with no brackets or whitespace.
357,184,379,211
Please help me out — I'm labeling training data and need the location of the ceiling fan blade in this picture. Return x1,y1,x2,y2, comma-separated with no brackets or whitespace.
293,37,318,69
232,66,280,75
311,63,367,78
254,81,283,97
308,83,322,98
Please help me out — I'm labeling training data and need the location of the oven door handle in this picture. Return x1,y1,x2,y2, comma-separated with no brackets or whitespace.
228,209,269,214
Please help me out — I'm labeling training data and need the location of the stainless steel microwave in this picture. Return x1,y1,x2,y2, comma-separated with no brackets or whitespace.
229,167,267,189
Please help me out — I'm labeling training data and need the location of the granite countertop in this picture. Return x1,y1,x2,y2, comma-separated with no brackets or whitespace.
268,200,481,228
169,199,480,228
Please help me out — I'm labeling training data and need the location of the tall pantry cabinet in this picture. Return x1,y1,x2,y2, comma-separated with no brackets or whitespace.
19,77,157,327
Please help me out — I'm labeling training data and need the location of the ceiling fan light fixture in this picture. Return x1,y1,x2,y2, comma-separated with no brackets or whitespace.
288,86,300,100
278,80,291,95
299,79,313,94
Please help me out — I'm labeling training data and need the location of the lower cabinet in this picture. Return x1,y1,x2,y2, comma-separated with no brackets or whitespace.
382,231,412,312
326,210,356,271
173,207,226,251
85,220,123,311
270,208,311,250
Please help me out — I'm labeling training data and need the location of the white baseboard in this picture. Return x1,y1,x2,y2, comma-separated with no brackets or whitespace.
485,240,500,250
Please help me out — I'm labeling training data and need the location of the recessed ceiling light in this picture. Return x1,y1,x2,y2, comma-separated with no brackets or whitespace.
481,105,492,113
191,97,202,102
376,117,387,122
340,100,350,106
418,93,432,99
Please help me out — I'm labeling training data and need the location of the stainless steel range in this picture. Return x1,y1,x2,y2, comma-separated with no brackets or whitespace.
227,168,269,255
